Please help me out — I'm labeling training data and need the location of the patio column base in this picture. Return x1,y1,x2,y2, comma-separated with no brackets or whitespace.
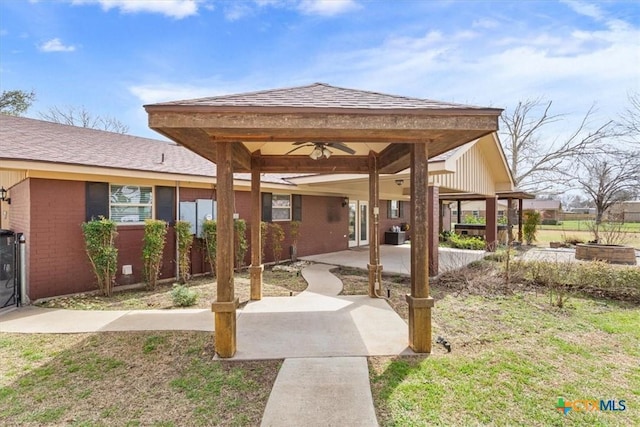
212,298,239,358
367,263,382,298
406,295,434,353
250,265,263,300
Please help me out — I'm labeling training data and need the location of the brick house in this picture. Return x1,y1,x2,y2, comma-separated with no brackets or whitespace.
1,107,518,302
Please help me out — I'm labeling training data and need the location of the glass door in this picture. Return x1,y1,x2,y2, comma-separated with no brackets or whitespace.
348,201,369,247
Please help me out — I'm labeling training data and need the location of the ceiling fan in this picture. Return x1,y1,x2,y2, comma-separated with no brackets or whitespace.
285,142,356,160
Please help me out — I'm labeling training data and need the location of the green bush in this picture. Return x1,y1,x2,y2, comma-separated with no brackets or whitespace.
541,219,559,225
202,220,217,277
463,215,485,224
447,233,486,250
142,219,167,290
82,217,118,297
170,284,198,307
269,222,285,263
234,219,248,271
523,211,541,244
175,220,194,284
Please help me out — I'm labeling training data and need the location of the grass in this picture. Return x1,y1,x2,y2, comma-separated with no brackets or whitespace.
0,332,281,426
3,261,639,425
534,229,640,249
540,220,640,232
336,265,640,426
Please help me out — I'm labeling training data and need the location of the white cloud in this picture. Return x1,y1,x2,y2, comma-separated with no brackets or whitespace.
39,38,76,52
298,0,359,16
129,83,226,104
561,0,604,21
71,0,199,19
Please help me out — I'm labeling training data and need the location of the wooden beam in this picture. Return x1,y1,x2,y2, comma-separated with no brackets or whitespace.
232,142,252,173
212,141,237,358
258,155,370,173
378,143,411,173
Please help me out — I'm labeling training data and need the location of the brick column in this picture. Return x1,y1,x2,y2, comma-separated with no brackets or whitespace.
485,196,498,251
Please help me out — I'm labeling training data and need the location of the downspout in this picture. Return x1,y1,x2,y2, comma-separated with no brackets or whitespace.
175,182,180,280
19,233,28,305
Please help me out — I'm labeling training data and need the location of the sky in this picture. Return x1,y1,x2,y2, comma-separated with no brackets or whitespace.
1,0,638,141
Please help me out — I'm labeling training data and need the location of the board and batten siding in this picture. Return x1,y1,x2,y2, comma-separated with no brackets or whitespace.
430,142,496,196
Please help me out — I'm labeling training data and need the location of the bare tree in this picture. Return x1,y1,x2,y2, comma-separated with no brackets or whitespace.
574,153,640,228
39,105,129,134
617,91,640,146
500,98,614,193
0,89,36,116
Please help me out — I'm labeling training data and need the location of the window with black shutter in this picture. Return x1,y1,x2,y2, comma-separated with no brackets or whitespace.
155,186,176,224
86,182,109,221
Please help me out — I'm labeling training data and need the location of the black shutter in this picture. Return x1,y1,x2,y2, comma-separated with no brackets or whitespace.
399,201,404,218
387,200,392,219
156,186,176,224
292,194,302,221
261,192,272,222
86,182,109,221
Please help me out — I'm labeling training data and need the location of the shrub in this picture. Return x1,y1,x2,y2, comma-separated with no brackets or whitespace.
269,222,285,263
447,233,486,250
260,221,269,261
463,214,485,224
142,219,167,290
541,219,559,225
523,211,541,245
202,220,217,277
234,219,248,271
82,217,118,297
510,259,640,302
170,284,198,307
175,220,194,284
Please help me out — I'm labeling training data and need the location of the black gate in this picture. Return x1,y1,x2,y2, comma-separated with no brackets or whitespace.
0,230,18,309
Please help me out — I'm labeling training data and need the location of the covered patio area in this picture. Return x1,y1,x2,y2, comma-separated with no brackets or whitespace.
144,83,502,357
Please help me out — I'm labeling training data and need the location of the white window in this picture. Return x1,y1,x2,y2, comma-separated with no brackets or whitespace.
272,194,291,221
389,200,400,219
472,210,480,218
110,185,153,223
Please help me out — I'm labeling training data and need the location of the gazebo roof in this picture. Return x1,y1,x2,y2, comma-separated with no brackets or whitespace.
144,83,502,174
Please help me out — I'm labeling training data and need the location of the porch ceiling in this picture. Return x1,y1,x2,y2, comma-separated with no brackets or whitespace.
144,84,502,174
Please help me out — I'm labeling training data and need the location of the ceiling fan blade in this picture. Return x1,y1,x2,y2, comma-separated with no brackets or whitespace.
327,142,356,155
292,141,309,146
285,145,311,155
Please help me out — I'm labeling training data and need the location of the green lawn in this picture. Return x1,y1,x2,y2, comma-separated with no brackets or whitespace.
540,220,640,232
369,292,640,426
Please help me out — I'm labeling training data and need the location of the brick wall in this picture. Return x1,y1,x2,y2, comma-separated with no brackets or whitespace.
6,179,30,297
28,179,93,299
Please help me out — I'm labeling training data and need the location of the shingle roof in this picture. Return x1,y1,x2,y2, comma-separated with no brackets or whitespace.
150,83,491,111
0,114,298,185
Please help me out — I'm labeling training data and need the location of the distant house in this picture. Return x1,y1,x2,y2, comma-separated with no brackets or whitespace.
608,201,640,223
523,199,561,223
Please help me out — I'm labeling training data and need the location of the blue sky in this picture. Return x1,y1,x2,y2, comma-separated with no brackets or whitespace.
1,0,638,140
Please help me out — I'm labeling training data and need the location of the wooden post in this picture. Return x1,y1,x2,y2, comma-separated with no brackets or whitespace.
485,196,498,251
518,198,524,242
506,198,514,244
250,159,263,300
211,142,237,358
428,186,439,277
368,151,381,298
407,142,433,353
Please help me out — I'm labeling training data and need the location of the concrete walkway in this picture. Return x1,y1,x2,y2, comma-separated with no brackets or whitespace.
301,244,486,276
1,263,400,426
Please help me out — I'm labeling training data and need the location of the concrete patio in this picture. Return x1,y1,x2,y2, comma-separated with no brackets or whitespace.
301,243,487,276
